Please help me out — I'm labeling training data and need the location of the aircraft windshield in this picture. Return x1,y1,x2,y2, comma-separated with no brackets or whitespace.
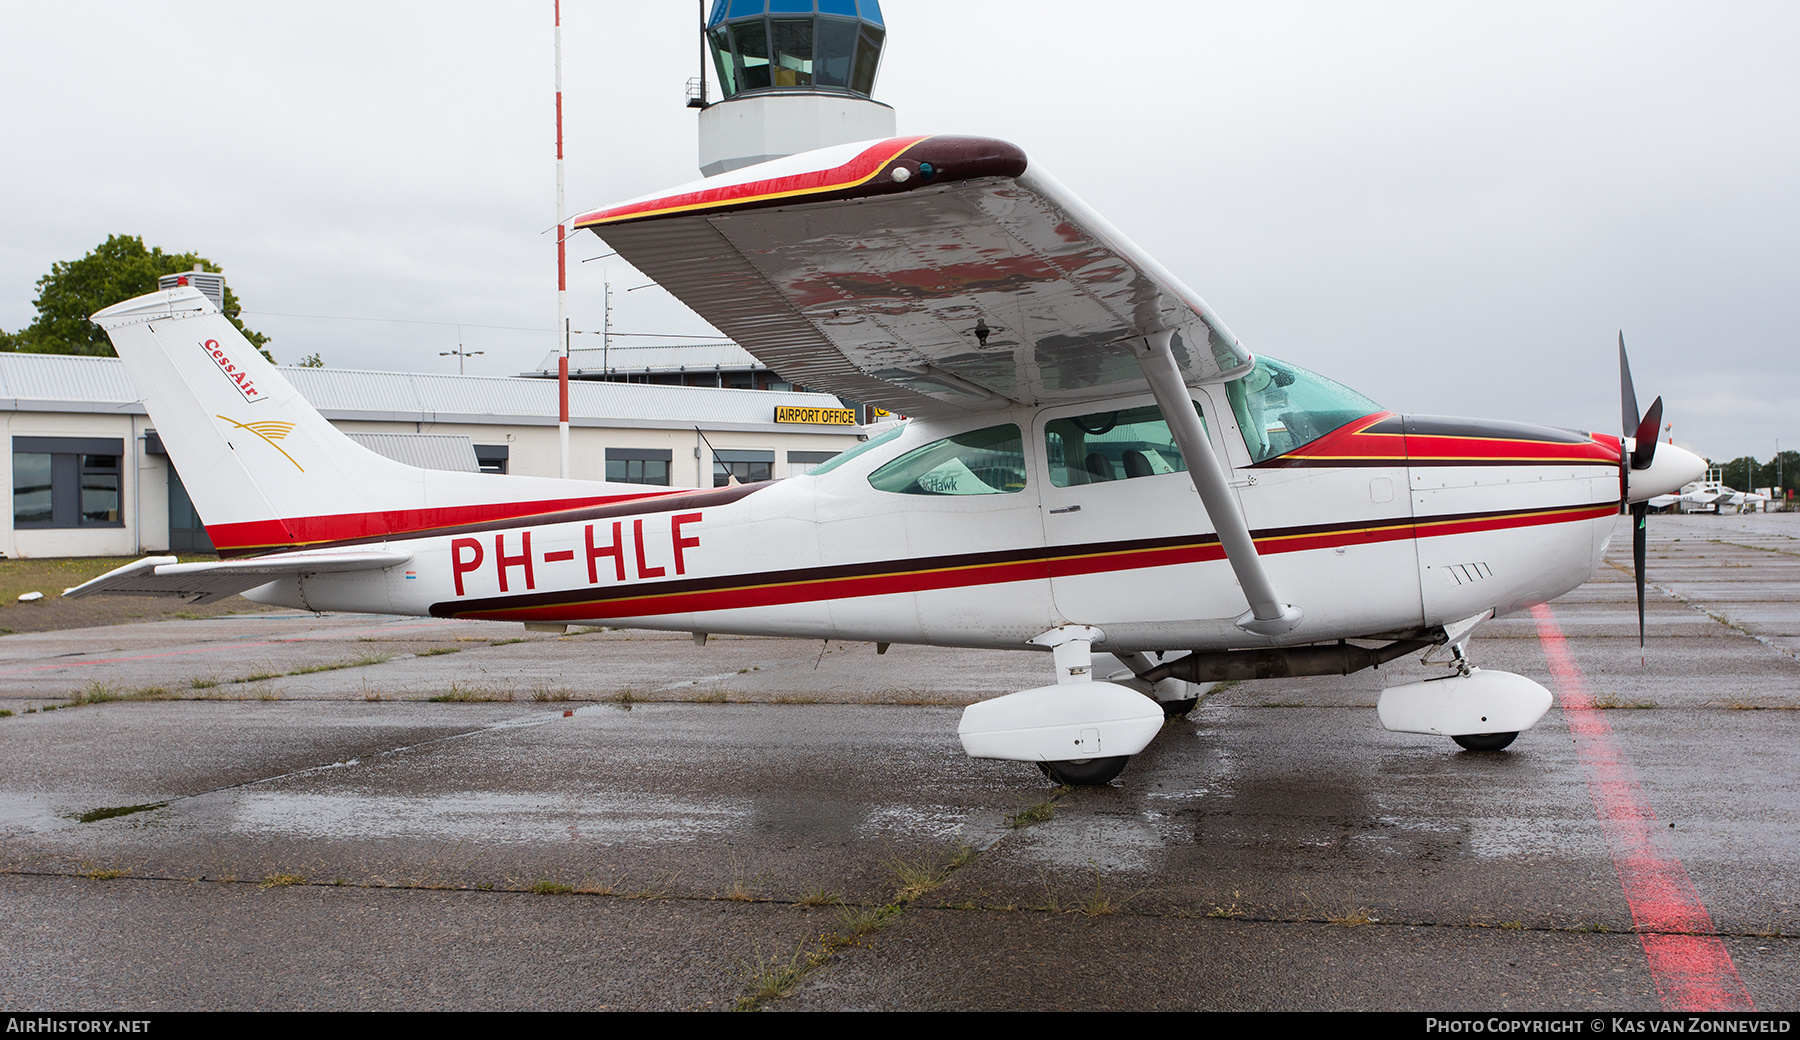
1225,356,1382,464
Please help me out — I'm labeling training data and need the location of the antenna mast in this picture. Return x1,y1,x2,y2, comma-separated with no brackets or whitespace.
555,0,571,479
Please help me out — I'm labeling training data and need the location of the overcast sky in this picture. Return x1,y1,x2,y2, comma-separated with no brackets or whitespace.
2,2,1795,464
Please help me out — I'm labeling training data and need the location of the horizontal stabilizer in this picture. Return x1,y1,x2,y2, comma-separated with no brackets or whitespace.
64,550,412,605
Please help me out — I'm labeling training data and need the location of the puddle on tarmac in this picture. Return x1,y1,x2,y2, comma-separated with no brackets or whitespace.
0,794,68,834
1016,815,1168,873
231,791,753,845
1465,816,1603,859
858,804,976,841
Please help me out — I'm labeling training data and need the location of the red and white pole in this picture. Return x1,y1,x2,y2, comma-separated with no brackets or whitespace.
555,0,571,479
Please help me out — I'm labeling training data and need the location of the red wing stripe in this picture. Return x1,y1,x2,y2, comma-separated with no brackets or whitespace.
574,137,931,227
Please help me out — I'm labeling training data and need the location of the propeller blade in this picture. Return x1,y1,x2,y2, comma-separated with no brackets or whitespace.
1619,332,1640,435
1632,501,1649,647
1632,396,1662,471
1634,500,1648,640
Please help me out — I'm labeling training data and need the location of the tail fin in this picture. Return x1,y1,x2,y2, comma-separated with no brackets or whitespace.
93,286,659,556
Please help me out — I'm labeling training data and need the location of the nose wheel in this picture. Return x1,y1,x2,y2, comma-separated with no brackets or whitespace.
1036,756,1130,785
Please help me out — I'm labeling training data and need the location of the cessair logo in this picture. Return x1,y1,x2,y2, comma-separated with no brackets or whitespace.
217,416,304,472
199,338,263,403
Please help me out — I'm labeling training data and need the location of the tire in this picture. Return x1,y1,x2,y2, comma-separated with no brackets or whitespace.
1453,731,1518,752
1161,697,1199,718
1036,756,1130,785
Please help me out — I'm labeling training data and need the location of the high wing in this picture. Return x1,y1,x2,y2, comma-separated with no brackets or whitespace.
577,135,1302,636
64,550,413,605
573,136,1254,418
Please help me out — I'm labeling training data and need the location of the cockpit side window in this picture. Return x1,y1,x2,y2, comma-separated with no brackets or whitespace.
867,424,1026,495
1225,356,1383,464
1044,404,1203,487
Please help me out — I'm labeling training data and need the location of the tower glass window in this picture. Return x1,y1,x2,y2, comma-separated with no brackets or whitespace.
706,1,886,100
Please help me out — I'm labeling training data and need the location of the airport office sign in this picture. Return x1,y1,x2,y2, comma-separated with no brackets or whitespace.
775,405,857,425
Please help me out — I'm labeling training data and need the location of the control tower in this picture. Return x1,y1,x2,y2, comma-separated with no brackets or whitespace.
695,1,896,177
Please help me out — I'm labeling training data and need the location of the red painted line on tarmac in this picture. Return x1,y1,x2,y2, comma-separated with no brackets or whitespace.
1532,603,1753,1011
0,618,467,677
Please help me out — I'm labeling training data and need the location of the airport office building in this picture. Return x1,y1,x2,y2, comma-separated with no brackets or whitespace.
1,352,867,559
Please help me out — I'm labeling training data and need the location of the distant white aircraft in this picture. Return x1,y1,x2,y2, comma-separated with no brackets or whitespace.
70,136,1703,782
1651,479,1771,513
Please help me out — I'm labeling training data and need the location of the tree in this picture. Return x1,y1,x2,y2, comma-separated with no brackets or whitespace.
296,352,325,368
1,235,271,361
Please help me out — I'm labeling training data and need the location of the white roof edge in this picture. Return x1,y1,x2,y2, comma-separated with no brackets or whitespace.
0,353,863,429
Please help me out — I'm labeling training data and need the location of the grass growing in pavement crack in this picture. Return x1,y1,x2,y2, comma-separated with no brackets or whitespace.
733,844,978,1011
1005,797,1057,829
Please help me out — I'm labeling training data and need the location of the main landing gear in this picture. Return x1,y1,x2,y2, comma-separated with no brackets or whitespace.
957,626,1170,788
1037,757,1132,786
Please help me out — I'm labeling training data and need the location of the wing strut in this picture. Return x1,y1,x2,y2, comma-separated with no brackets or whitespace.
1133,329,1303,637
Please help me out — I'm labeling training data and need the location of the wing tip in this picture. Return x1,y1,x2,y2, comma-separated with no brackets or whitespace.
574,135,1028,230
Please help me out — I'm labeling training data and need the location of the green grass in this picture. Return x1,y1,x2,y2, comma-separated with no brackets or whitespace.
429,683,514,703
1006,798,1057,829
68,681,126,705
733,843,980,1011
737,944,811,1010
288,651,392,675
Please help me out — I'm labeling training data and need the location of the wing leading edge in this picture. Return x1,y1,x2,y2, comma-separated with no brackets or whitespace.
574,136,1254,418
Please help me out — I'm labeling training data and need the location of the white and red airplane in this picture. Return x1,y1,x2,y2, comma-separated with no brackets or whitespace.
1651,478,1770,514
72,135,1704,784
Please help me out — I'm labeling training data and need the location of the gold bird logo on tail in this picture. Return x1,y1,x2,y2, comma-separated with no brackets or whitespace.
217,416,304,472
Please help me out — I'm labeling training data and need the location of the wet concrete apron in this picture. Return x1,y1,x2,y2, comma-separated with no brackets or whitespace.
1,514,1796,1010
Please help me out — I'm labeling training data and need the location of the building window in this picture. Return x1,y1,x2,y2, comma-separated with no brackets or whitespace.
12,437,125,528
787,450,840,476
713,449,773,486
606,447,671,486
474,444,510,475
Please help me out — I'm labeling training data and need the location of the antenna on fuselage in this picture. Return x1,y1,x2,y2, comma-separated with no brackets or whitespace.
694,426,735,487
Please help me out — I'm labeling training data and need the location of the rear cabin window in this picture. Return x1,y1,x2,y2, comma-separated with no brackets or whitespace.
867,424,1025,496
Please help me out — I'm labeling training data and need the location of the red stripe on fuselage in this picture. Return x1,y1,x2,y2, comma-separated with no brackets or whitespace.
205,491,680,557
442,502,1615,623
1260,412,1621,468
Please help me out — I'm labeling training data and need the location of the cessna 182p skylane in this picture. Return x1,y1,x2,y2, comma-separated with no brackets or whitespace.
72,135,1704,785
